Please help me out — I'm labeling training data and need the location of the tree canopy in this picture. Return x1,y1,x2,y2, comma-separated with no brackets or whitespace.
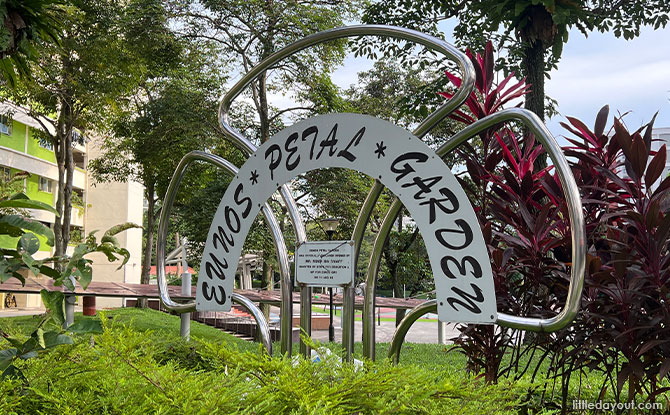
361,0,670,124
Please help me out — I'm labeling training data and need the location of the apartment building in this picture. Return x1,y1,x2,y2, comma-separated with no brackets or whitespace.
0,101,144,309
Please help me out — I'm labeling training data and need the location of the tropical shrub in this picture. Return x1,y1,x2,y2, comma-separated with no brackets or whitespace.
556,106,670,406
441,40,561,385
441,40,670,411
0,191,139,378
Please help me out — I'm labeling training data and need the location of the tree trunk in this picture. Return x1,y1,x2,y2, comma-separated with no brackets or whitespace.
260,261,272,319
522,39,545,122
258,72,270,143
53,119,73,266
54,136,66,262
522,39,548,168
138,181,156,308
393,280,405,327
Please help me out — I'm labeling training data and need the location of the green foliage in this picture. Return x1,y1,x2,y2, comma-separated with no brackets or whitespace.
361,0,670,123
0,192,140,381
0,0,64,86
0,298,103,380
57,222,141,291
0,316,526,414
0,192,58,284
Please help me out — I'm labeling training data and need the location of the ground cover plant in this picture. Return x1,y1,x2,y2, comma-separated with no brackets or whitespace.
0,309,535,415
1,308,656,414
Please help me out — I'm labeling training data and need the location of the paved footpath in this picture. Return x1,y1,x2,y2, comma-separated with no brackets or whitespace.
0,305,463,345
303,305,461,344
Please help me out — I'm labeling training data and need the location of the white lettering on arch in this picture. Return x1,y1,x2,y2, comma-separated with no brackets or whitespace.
197,113,497,324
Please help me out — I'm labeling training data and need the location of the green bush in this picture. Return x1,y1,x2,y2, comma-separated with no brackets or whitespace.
0,314,528,414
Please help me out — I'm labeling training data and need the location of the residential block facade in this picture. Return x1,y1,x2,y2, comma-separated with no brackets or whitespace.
0,101,144,309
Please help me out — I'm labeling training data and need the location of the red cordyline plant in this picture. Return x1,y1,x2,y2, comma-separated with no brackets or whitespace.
440,41,567,385
441,40,670,410
556,106,670,408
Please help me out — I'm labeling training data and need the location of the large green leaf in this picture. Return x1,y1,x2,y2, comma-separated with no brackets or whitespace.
34,328,46,349
0,349,17,372
78,264,93,290
67,319,103,334
40,289,65,325
0,199,58,215
21,252,41,278
43,332,74,348
8,193,29,200
18,351,38,360
0,215,54,246
18,233,41,255
0,222,25,238
38,265,60,279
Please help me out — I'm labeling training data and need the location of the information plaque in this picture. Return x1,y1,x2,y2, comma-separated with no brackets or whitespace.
295,240,354,287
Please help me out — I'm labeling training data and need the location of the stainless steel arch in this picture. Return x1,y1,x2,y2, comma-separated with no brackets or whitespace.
371,108,586,361
232,293,273,355
156,151,287,354
388,300,437,364
217,25,477,360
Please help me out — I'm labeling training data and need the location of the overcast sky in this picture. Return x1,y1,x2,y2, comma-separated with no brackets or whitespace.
326,21,670,141
259,19,670,142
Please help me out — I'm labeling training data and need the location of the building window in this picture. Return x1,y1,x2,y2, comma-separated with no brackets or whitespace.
2,166,10,182
72,130,85,146
0,114,12,135
39,177,53,193
38,139,53,151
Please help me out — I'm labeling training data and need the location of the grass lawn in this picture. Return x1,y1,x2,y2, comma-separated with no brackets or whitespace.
0,307,458,365
310,305,435,323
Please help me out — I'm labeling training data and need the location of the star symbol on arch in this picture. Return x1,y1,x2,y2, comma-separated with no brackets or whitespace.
250,170,259,185
374,141,387,158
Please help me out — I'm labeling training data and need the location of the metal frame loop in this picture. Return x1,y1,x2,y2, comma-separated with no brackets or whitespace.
384,108,586,363
218,24,476,360
388,300,437,364
232,293,273,355
156,151,286,352
441,108,586,331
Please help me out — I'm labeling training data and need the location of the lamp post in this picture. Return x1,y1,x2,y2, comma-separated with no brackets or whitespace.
321,217,339,343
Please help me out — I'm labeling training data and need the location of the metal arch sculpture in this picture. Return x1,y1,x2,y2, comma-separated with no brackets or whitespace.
386,107,586,363
214,24,478,358
155,151,282,355
155,24,586,363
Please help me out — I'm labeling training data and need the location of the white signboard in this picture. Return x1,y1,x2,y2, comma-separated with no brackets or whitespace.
197,113,497,324
295,240,354,286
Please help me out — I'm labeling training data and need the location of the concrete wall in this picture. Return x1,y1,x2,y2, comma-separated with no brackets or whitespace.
85,138,144,308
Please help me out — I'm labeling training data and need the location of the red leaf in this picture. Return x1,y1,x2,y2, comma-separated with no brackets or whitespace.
484,41,494,92
644,111,658,151
593,105,609,137
645,144,666,187
660,358,670,380
566,116,597,147
466,49,483,91
630,134,647,179
637,339,667,356
443,71,462,88
614,118,633,162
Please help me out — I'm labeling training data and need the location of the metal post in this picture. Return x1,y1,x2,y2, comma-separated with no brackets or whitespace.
64,295,75,329
328,287,335,342
438,321,446,345
299,285,312,356
341,285,354,362
180,272,191,340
